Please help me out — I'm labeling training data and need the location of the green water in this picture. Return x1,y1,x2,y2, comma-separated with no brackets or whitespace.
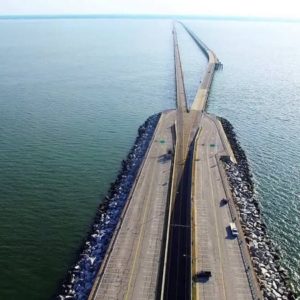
0,19,174,299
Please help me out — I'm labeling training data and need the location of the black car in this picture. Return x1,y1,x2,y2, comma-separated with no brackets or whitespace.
193,271,212,282
221,198,228,205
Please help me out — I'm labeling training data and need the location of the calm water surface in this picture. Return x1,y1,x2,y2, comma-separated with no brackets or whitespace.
0,18,299,298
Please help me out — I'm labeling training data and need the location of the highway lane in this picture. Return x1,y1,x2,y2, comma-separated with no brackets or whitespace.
163,144,193,300
89,110,175,300
192,114,253,300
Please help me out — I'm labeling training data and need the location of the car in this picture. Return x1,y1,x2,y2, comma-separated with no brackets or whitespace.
195,271,212,279
230,222,239,237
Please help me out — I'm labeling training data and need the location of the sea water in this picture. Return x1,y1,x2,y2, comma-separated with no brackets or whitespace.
0,18,299,298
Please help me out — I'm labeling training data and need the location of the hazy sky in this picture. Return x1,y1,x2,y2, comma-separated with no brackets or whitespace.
0,0,300,19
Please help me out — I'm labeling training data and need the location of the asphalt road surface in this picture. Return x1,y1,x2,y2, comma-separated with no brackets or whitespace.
163,144,194,300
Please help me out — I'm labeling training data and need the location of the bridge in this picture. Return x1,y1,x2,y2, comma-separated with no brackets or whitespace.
88,22,262,300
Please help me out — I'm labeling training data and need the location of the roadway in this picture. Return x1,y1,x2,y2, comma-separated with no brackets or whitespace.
162,143,193,300
163,23,255,300
88,22,260,300
192,114,253,300
88,110,175,300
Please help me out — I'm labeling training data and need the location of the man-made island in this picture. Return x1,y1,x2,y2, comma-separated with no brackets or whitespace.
58,22,296,300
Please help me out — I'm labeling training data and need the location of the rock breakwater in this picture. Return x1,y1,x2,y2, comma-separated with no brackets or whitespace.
57,113,160,300
219,117,297,300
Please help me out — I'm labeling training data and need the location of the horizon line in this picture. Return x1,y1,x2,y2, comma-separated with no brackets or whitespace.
0,13,299,23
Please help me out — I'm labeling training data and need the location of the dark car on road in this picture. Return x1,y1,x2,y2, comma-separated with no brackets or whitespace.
193,271,212,282
221,198,228,205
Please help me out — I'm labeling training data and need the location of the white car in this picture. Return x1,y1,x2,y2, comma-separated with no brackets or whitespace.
230,222,238,237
